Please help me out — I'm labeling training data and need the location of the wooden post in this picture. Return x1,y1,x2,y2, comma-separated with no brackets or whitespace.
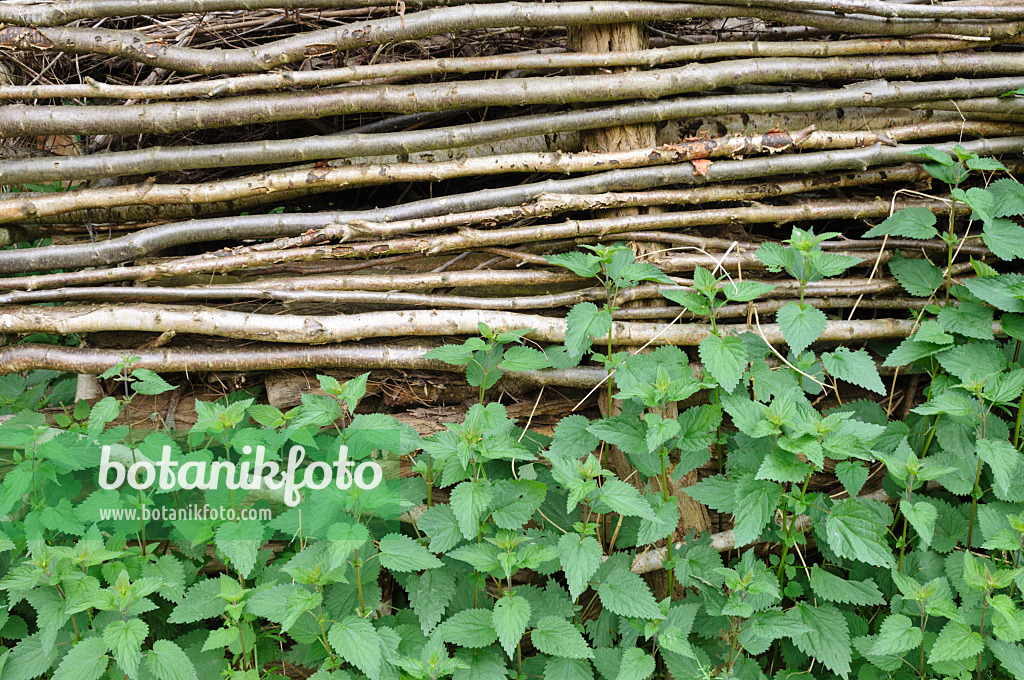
570,23,710,594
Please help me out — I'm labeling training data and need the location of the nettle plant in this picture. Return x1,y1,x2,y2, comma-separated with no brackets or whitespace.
7,157,1024,680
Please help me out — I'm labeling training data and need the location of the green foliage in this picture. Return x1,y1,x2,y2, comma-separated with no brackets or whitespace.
6,160,1024,680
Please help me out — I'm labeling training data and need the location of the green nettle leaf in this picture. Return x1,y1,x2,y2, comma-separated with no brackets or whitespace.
597,568,662,620
977,438,1024,501
825,499,895,568
214,519,265,578
146,640,198,680
168,577,227,624
544,657,595,680
889,251,943,297
834,460,869,497
6,633,58,680
791,604,852,679
863,207,939,240
930,620,984,664
423,343,479,366
732,475,782,547
808,567,886,606
450,479,493,540
698,334,747,393
434,609,498,648
130,369,176,395
989,638,1024,679
88,396,123,434
565,303,613,358
899,499,938,548
990,177,1024,217
500,346,550,371
546,251,602,278
821,347,885,395
417,504,464,553
597,479,655,520
531,616,594,659
52,637,108,680
872,614,923,657
103,619,148,679
938,301,994,340
776,303,827,356
723,280,776,303
329,616,381,679
410,568,456,636
378,533,444,572
493,595,531,658
615,648,656,680
558,534,602,600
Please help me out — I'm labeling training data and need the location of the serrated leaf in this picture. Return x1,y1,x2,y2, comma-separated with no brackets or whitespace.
493,595,530,658
423,343,478,366
615,648,655,680
410,567,456,635
565,303,612,358
698,334,747,393
733,474,781,547
872,613,922,657
723,280,775,302
130,369,175,395
597,478,654,520
791,604,852,679
146,640,198,680
450,479,493,540
597,568,661,620
808,567,885,606
434,609,498,648
984,217,1024,261
938,301,994,340
500,346,550,371
822,347,885,395
328,616,381,679
52,637,108,680
168,577,226,624
5,633,58,680
103,619,147,679
977,438,1023,501
825,499,895,568
930,620,983,663
864,207,938,240
834,460,868,497
900,499,938,548
558,534,602,600
544,657,594,680
889,251,942,297
546,251,602,278
531,616,593,659
378,533,443,572
417,504,463,553
776,303,826,356
214,519,265,578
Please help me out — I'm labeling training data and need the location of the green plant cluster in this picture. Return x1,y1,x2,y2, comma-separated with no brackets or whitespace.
2,147,1024,680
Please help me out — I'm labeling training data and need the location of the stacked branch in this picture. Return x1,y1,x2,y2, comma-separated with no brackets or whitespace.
0,0,1022,385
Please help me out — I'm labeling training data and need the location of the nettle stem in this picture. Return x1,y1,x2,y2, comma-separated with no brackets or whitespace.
945,199,958,303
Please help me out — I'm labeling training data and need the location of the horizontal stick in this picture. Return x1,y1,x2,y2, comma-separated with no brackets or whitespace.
6,52,1024,137
0,2,1015,74
0,37,995,101
678,0,1024,20
3,77,1022,183
4,135,1021,275
0,303,942,345
0,342,610,385
7,136,980,226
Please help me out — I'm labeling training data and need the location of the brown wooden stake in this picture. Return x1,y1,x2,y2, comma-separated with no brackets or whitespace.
571,23,710,601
